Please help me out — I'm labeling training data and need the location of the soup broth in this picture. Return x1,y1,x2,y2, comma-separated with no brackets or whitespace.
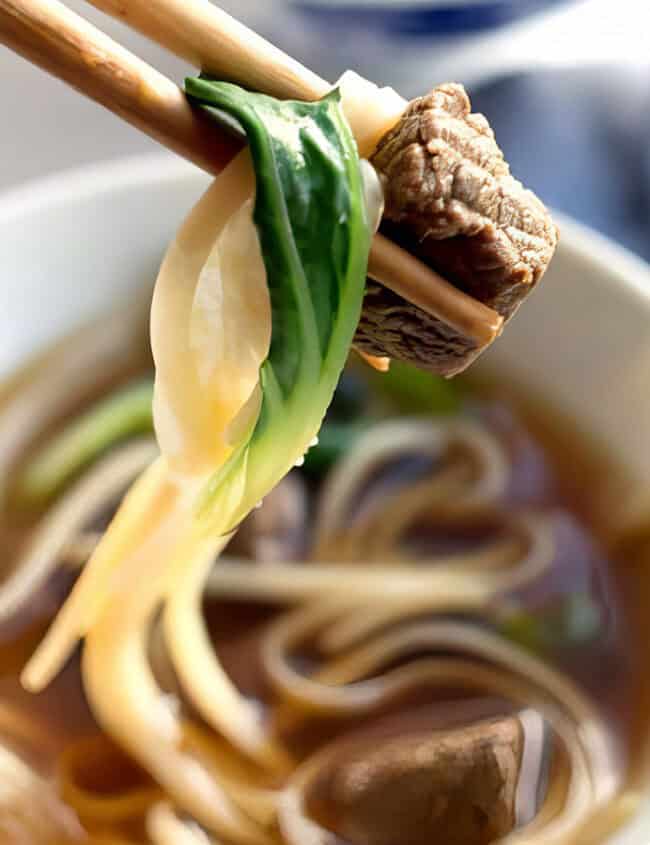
0,305,645,845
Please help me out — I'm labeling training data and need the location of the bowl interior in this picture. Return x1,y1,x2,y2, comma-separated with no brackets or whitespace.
0,155,209,380
2,154,650,842
479,211,650,531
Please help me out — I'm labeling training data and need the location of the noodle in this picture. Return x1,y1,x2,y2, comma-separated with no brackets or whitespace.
0,439,156,622
147,803,215,845
0,743,82,843
22,455,174,690
83,564,271,844
312,418,509,555
164,538,289,770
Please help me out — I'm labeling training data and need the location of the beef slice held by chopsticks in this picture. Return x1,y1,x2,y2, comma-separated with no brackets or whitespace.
355,83,558,376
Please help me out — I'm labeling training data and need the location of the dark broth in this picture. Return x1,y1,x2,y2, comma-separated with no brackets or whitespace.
0,340,647,843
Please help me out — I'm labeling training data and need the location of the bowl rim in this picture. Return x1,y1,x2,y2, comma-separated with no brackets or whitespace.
0,152,201,227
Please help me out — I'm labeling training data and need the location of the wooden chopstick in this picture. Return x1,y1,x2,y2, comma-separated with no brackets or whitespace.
0,0,242,174
368,234,503,343
85,0,330,102
0,0,503,348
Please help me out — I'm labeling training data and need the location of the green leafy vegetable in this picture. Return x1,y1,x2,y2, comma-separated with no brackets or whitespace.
184,80,371,531
371,359,461,415
17,380,154,506
498,593,602,656
302,420,369,477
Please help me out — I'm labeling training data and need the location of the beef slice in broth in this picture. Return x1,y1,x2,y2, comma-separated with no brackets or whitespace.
309,715,524,845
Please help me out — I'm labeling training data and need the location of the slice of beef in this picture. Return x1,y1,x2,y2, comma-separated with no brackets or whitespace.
355,83,558,376
308,715,525,845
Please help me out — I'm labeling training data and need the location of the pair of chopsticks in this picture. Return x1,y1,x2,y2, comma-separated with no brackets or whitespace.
0,0,503,348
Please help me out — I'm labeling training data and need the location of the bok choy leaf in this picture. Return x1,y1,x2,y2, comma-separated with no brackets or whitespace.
184,79,372,531
17,380,154,506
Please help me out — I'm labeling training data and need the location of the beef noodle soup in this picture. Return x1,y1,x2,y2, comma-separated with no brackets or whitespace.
0,69,644,845
0,297,647,845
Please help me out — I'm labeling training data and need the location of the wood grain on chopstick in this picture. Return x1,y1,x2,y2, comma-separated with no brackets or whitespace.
85,0,329,100
0,0,242,175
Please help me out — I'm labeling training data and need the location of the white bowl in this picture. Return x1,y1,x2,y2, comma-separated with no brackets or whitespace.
1,154,650,842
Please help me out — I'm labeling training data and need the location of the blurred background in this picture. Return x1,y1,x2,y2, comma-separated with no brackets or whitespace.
1,0,649,258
